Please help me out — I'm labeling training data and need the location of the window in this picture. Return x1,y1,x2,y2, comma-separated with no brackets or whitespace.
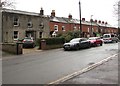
14,31,19,40
28,18,33,28
88,28,90,32
73,26,77,31
92,28,94,32
13,17,19,26
54,25,58,32
62,26,65,31
28,21,33,28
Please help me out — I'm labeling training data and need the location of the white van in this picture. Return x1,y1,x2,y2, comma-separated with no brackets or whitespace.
103,34,118,43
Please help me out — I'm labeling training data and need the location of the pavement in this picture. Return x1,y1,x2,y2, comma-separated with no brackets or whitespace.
58,54,118,85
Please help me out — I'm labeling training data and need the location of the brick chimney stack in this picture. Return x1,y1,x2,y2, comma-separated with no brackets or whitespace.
105,22,108,25
82,18,85,21
102,21,104,24
95,20,97,23
51,10,55,17
40,7,44,15
98,20,101,23
68,14,72,19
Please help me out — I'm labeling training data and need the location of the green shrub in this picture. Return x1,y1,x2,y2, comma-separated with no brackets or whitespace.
36,37,65,46
57,31,80,42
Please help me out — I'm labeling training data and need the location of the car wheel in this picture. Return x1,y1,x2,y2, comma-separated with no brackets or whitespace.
75,44,79,50
100,43,102,46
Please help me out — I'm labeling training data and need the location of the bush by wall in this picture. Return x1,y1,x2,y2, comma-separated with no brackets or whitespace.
36,37,65,49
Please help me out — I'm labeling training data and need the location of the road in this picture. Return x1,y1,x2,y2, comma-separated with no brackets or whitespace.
2,43,118,84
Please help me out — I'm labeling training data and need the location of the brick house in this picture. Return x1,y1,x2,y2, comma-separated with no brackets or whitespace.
1,8,50,43
1,8,118,43
49,10,118,37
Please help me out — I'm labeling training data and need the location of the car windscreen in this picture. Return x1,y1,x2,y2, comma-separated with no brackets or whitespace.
70,39,79,42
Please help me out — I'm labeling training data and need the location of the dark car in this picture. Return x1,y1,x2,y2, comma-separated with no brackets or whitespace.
63,38,91,51
88,37,103,47
22,37,35,48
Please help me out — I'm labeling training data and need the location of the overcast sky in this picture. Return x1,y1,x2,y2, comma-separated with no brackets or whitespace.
15,0,118,27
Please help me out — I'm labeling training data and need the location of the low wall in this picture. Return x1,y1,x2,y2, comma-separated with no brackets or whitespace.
44,44,63,50
41,40,63,50
2,43,23,55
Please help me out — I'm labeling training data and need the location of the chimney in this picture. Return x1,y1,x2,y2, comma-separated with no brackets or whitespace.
68,14,72,19
40,7,44,15
102,21,104,24
98,20,101,23
51,10,55,17
105,22,108,24
95,20,97,23
82,18,85,21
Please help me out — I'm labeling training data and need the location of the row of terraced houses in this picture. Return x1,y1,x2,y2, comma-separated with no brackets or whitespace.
0,8,118,43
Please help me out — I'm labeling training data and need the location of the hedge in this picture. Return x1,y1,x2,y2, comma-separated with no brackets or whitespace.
36,37,65,46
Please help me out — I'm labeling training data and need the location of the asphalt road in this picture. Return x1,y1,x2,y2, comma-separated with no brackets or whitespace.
60,54,118,84
2,43,118,84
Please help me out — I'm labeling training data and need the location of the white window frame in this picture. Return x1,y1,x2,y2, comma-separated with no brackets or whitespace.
13,31,19,40
73,26,77,31
92,28,94,32
62,26,65,31
13,17,19,26
54,25,58,32
88,28,90,32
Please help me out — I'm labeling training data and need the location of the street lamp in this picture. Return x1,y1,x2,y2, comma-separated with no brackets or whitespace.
79,0,82,37
90,15,93,36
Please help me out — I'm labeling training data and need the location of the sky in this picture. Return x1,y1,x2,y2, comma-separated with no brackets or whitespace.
14,0,119,27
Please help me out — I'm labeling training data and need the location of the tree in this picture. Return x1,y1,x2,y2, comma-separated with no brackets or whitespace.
0,0,15,8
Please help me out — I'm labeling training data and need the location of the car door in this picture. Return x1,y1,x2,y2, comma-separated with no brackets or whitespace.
79,38,88,48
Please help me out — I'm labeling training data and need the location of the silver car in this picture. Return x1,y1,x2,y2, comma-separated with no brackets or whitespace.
63,38,91,51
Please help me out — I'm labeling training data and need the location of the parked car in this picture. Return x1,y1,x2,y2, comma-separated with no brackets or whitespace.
88,37,103,47
103,34,119,43
63,38,91,51
22,37,35,48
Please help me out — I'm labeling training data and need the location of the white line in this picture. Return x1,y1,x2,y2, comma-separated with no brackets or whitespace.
47,54,117,85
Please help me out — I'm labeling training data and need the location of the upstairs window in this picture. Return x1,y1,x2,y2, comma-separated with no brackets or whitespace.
62,26,65,31
13,17,19,26
54,25,58,32
28,21,33,28
27,18,33,28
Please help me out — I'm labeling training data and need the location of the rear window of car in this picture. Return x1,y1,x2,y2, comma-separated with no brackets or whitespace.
103,35,110,38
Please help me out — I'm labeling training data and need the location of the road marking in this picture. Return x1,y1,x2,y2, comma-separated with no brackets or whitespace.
47,54,117,85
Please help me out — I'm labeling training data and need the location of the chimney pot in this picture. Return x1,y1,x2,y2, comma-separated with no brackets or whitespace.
98,20,101,23
82,18,85,21
105,22,108,24
102,21,104,24
95,20,97,23
68,14,72,19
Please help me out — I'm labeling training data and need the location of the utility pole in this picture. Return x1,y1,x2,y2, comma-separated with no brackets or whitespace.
79,1,82,37
0,0,2,43
90,15,93,37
